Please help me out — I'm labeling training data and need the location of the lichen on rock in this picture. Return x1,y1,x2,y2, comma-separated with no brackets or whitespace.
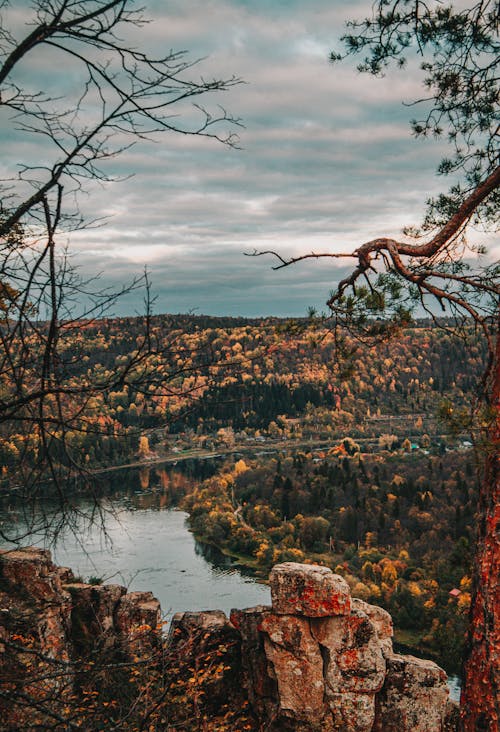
0,551,458,731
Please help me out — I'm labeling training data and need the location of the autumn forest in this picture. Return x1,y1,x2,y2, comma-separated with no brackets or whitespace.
1,313,486,674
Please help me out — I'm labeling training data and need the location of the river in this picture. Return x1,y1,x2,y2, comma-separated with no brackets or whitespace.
0,460,270,620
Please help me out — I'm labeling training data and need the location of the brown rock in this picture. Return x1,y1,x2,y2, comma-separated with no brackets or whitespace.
230,605,277,720
115,590,160,633
270,562,351,617
0,551,456,732
64,582,126,653
311,608,386,694
260,613,325,721
57,566,75,584
0,547,75,728
444,700,460,731
0,547,70,608
374,654,450,732
352,598,394,657
115,590,161,656
328,691,376,732
0,547,72,662
168,610,250,726
170,608,228,635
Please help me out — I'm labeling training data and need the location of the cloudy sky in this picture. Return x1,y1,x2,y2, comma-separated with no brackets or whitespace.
3,0,496,318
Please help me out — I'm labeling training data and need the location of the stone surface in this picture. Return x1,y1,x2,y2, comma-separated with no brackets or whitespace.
444,700,460,731
260,613,325,721
328,691,376,732
168,609,249,725
65,582,126,654
230,605,277,720
170,608,228,635
115,590,161,656
0,547,73,663
270,562,351,617
373,654,450,732
0,547,75,727
352,597,394,657
311,608,386,693
0,553,458,732
115,590,161,632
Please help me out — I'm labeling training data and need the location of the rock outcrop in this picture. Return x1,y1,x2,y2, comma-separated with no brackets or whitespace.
229,561,456,732
0,547,160,730
0,549,458,731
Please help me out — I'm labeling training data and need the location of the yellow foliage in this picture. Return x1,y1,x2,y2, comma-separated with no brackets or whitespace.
233,459,248,476
408,581,422,597
368,583,382,598
460,575,472,591
364,531,377,549
352,581,370,600
381,561,398,585
273,547,305,564
457,592,471,612
255,541,273,564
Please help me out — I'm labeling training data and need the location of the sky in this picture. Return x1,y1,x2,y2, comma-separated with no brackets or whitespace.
2,0,497,318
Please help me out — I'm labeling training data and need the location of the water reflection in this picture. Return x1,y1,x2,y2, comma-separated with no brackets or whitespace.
194,538,236,572
0,458,270,620
0,457,220,542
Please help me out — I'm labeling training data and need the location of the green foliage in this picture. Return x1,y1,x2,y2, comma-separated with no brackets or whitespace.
88,576,104,586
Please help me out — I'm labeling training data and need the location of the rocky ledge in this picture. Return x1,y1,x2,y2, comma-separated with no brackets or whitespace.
0,549,458,731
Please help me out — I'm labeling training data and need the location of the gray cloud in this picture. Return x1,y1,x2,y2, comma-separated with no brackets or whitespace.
3,1,496,318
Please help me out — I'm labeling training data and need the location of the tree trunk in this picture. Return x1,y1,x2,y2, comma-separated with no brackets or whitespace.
460,314,500,730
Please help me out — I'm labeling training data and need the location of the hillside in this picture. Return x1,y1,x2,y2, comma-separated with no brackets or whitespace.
0,314,485,673
0,314,485,479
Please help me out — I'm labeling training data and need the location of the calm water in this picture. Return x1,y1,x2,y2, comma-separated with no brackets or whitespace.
45,508,269,620
0,461,270,621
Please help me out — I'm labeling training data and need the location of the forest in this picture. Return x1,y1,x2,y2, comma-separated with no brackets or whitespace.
0,0,497,726
0,313,485,479
0,313,485,675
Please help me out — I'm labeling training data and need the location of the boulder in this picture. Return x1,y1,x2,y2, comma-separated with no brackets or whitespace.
230,605,277,720
328,691,376,732
374,654,450,731
352,597,394,657
260,613,325,721
0,547,73,663
168,610,250,726
64,582,126,654
311,607,386,694
115,590,161,656
0,553,458,732
270,562,351,617
0,547,75,727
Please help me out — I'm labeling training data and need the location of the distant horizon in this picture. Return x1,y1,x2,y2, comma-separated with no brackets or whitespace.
60,309,476,327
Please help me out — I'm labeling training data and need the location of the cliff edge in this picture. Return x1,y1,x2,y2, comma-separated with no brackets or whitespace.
0,548,458,731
